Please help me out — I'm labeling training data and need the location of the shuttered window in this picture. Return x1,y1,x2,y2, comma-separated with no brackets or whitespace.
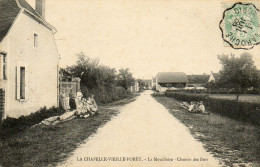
0,54,7,80
20,67,25,99
16,65,27,100
34,33,38,48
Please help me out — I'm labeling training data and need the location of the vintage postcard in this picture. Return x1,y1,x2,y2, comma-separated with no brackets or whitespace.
0,0,260,167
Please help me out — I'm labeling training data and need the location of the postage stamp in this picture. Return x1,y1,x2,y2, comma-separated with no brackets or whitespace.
220,2,260,49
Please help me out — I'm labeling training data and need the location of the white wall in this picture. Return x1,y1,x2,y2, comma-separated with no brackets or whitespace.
0,11,59,118
208,73,215,83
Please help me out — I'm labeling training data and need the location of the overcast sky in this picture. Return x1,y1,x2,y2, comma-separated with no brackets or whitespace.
28,0,260,79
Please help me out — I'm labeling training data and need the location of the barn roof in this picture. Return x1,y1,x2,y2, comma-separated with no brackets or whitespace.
156,72,188,83
142,79,151,84
187,75,210,84
0,0,54,42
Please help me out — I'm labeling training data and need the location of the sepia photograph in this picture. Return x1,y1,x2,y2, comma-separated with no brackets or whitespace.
0,0,260,166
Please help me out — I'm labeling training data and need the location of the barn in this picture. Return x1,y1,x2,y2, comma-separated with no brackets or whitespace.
155,72,188,92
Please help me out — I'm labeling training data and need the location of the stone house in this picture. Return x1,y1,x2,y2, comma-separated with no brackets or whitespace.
0,0,59,119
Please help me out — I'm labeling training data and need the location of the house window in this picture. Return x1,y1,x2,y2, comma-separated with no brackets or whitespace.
20,67,25,99
0,54,7,80
34,33,38,48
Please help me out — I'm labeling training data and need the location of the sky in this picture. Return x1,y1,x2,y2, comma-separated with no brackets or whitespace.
28,0,260,79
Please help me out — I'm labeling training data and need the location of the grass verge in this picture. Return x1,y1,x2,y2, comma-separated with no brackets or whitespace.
152,94,260,167
0,94,138,167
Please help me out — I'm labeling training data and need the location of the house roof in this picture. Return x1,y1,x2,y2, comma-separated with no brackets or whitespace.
187,75,210,84
0,0,54,42
212,72,220,82
0,0,20,42
156,72,188,83
142,79,151,84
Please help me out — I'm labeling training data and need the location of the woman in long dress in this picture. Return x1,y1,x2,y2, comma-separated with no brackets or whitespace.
60,90,70,110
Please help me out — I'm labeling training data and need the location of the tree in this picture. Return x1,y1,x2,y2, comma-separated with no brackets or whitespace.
65,52,117,90
217,53,259,101
116,68,135,90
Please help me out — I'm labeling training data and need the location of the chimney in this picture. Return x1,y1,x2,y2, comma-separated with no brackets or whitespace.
35,0,45,19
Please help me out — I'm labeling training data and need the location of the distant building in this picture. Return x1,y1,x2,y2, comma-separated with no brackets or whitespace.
142,79,152,89
128,81,139,93
187,74,210,89
154,72,188,92
0,0,59,119
151,77,156,89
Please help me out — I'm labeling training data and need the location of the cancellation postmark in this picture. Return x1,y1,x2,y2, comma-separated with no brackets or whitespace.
220,2,260,49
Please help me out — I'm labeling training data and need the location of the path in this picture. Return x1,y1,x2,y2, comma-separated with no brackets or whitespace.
58,91,220,167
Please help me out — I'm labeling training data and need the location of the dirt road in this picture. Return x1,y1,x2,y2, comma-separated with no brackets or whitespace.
58,91,220,167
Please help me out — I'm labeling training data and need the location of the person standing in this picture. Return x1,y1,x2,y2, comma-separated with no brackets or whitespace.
60,89,68,110
75,89,83,109
69,89,76,110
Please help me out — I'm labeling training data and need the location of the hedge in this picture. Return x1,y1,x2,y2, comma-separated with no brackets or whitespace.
165,92,260,126
0,107,64,139
168,88,260,95
81,86,129,104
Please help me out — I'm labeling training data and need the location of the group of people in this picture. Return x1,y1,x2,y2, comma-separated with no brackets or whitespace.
34,89,98,126
74,90,98,118
180,101,208,114
60,89,98,118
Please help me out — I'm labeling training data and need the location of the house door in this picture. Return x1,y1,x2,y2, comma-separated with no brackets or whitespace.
0,89,5,123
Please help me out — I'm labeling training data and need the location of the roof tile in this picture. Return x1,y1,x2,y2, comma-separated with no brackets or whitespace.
156,72,188,83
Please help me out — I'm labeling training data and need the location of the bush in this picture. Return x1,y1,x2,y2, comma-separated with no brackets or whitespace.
175,87,260,95
165,92,208,102
245,88,260,94
80,85,129,104
112,86,128,100
165,92,260,126
204,98,260,126
0,106,64,138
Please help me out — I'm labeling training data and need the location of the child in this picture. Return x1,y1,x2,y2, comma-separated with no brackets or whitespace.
87,94,98,115
188,101,195,112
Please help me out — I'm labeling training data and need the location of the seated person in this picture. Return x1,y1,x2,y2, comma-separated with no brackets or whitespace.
198,101,205,113
193,101,207,114
87,94,98,115
75,98,90,118
192,102,201,113
188,101,195,112
180,102,189,109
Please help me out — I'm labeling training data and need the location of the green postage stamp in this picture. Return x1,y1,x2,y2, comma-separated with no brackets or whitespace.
220,2,260,49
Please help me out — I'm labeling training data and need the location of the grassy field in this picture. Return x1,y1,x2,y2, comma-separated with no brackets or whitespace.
153,94,260,167
209,94,260,104
0,94,138,167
